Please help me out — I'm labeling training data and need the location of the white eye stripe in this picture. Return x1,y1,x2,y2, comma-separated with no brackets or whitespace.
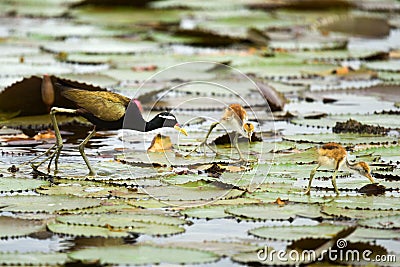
159,115,176,120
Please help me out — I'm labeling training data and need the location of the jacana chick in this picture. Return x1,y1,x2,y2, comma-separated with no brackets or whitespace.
305,142,375,195
32,83,187,176
186,104,254,160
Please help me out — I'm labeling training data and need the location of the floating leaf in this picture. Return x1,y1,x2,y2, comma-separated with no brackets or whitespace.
326,196,400,211
0,196,102,213
0,177,48,193
249,224,346,241
358,215,400,229
0,252,68,266
247,191,332,204
68,244,220,265
56,213,186,227
0,216,45,239
36,183,125,198
321,205,400,219
291,114,400,131
140,184,244,206
226,203,325,221
282,133,397,145
47,222,130,238
348,227,400,242
180,205,232,219
166,240,260,258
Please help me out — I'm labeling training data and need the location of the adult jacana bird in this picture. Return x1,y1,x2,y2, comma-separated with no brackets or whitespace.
32,83,187,176
305,142,375,195
185,103,254,160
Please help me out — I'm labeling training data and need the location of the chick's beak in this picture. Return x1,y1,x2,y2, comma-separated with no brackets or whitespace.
174,124,188,136
366,173,375,184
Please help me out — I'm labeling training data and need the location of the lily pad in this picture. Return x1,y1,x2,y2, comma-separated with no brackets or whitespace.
68,244,220,265
225,203,325,221
47,222,130,238
0,252,68,266
358,215,400,229
139,184,244,206
36,183,126,198
56,213,186,227
0,195,102,213
249,224,346,241
291,114,400,131
282,133,397,145
348,227,400,242
321,205,400,219
0,177,48,193
248,191,333,204
0,216,45,239
180,205,232,219
327,196,400,211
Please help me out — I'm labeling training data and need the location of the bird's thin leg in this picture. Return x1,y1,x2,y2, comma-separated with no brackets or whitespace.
185,122,219,157
78,126,97,176
332,168,339,195
305,163,321,195
31,107,77,172
233,132,245,161
23,143,57,166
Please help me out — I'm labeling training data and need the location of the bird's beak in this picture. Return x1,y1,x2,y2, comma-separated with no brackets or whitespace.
174,124,188,136
366,173,375,183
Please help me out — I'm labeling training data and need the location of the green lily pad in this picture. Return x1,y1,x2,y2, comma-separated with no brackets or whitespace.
291,114,400,130
327,196,400,211
358,215,400,229
180,205,232,219
321,205,400,219
247,191,333,204
232,248,312,266
249,224,346,241
56,213,186,227
36,183,126,198
68,244,220,265
0,195,102,213
0,252,68,266
272,147,318,164
72,6,182,27
353,145,400,163
0,216,46,239
47,222,130,238
282,133,397,145
365,60,400,72
348,227,400,242
42,39,158,54
161,240,259,257
225,203,325,221
140,184,244,206
0,177,48,193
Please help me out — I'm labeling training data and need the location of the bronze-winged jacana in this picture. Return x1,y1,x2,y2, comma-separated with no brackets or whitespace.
305,142,375,195
32,83,187,176
186,103,254,160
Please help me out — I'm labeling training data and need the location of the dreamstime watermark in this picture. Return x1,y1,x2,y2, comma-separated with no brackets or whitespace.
257,239,397,263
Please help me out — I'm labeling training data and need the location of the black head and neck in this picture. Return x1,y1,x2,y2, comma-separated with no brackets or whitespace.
145,112,188,135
